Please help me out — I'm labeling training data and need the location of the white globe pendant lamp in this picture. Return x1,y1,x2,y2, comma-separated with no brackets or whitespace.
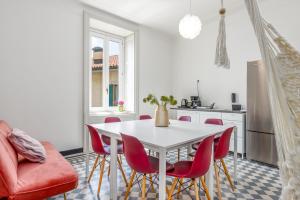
179,0,202,39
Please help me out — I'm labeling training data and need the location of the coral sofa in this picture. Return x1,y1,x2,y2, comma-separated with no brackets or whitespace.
0,120,78,200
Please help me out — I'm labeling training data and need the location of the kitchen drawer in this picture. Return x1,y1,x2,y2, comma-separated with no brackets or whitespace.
199,111,222,124
222,113,244,122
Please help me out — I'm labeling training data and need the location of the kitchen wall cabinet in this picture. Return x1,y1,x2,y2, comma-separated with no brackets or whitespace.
176,109,246,156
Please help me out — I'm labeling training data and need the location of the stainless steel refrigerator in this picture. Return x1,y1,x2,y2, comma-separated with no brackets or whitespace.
246,60,278,166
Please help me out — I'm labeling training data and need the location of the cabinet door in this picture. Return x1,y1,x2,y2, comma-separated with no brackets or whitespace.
229,137,243,153
177,110,199,123
222,120,245,154
222,120,244,138
199,112,222,124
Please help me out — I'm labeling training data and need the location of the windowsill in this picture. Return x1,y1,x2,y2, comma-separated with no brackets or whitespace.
89,110,136,117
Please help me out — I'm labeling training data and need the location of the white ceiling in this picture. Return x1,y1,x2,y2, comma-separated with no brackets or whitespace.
81,0,244,36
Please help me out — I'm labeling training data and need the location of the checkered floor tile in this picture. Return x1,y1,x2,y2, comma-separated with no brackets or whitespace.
49,148,281,200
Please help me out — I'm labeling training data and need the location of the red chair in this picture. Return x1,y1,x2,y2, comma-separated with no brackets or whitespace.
178,115,191,122
204,118,223,125
121,133,173,200
101,117,122,145
192,118,223,150
139,115,153,155
167,135,215,200
213,127,235,200
177,116,191,161
190,127,235,200
139,115,152,120
86,125,128,195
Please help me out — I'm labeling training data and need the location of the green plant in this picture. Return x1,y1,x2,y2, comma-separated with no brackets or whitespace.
143,94,177,106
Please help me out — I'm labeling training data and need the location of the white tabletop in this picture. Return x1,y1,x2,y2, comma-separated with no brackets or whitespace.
91,119,234,150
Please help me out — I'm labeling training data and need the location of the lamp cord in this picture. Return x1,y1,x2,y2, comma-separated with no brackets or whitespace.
189,0,192,14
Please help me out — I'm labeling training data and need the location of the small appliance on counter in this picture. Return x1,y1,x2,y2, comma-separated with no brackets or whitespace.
191,96,201,108
232,104,242,111
181,99,188,107
231,93,242,111
179,80,202,109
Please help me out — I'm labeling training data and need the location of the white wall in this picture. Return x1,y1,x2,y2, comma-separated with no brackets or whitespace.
171,0,300,110
0,0,84,151
0,0,173,151
138,26,173,116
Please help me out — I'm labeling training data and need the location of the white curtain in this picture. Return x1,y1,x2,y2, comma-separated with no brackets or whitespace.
244,1,300,199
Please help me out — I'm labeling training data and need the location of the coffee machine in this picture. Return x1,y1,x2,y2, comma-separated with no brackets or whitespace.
190,96,201,108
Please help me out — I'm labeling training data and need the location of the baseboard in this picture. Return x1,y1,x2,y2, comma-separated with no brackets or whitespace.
60,148,83,156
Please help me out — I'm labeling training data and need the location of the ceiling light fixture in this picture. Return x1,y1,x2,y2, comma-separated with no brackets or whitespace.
179,0,202,39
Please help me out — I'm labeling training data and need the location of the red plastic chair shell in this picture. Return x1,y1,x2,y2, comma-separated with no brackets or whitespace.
214,127,234,160
139,115,152,120
101,117,122,145
204,118,223,125
178,116,191,122
167,135,215,178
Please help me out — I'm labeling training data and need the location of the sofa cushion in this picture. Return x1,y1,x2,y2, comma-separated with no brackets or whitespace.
8,128,46,163
12,142,78,200
0,121,18,197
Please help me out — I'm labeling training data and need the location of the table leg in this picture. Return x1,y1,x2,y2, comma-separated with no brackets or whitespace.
110,137,118,200
187,144,192,160
234,126,238,183
159,149,166,200
85,128,90,178
206,143,214,199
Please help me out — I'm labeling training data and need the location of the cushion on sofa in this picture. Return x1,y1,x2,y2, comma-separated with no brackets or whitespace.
0,121,18,197
12,142,78,200
8,128,46,163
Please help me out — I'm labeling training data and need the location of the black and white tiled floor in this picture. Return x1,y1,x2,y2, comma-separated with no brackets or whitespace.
50,149,281,200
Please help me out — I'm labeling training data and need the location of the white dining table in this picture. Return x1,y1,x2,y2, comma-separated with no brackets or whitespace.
86,119,238,200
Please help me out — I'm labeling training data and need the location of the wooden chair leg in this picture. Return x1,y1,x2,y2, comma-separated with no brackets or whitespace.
177,178,183,198
149,174,155,192
142,174,147,199
107,164,110,177
200,176,211,200
119,155,122,164
87,155,100,182
168,178,178,200
220,159,235,192
125,170,136,200
166,186,170,197
177,148,180,161
214,162,222,200
192,178,201,200
97,156,106,195
117,156,128,186
63,193,67,200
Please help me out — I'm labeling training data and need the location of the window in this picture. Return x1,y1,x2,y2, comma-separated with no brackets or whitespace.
87,17,136,114
90,31,124,110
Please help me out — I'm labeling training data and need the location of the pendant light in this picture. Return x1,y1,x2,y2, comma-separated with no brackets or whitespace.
179,0,202,39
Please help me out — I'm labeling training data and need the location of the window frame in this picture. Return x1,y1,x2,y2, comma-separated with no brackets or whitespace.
89,28,125,113
83,11,139,120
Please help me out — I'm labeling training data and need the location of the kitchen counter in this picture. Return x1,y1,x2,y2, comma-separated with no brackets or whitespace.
173,107,247,156
171,107,246,114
